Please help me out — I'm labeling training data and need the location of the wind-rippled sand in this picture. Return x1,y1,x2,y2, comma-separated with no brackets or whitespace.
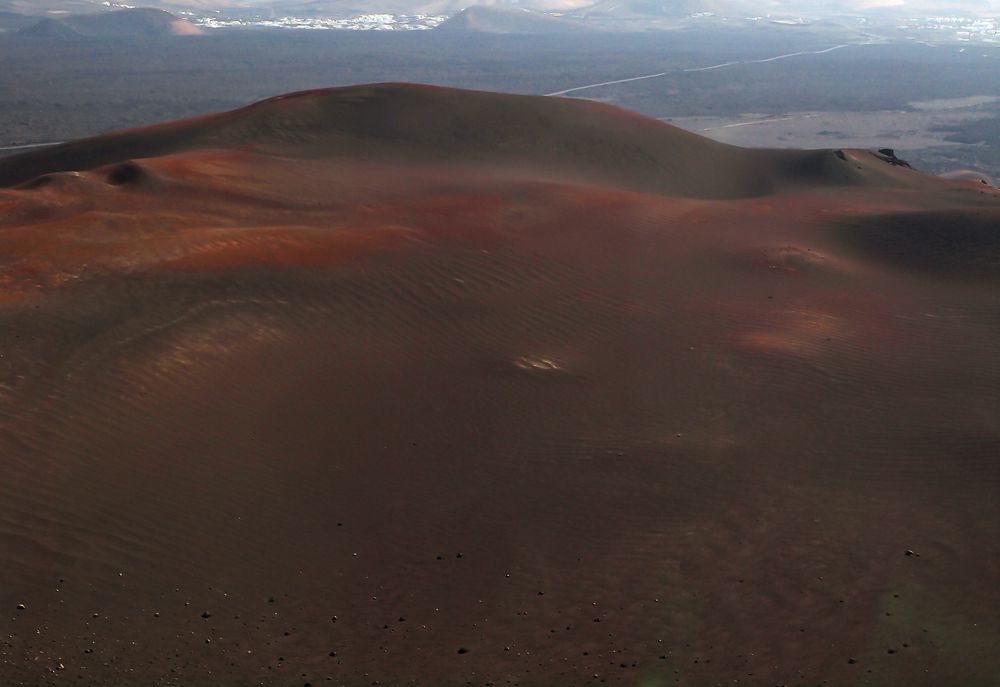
0,84,998,686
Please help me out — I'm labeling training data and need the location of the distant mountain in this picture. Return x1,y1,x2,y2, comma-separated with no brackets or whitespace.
0,0,586,20
0,0,108,14
4,0,998,23
255,0,595,11
0,10,35,31
575,0,752,19
18,16,84,36
18,8,203,37
146,0,597,16
436,5,589,32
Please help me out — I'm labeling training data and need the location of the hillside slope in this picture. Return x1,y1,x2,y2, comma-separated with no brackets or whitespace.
0,83,934,197
0,83,998,687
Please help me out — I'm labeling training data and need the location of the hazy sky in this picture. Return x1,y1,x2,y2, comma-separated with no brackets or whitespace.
213,0,1000,11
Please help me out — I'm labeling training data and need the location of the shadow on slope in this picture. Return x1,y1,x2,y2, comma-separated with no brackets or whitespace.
839,210,1000,279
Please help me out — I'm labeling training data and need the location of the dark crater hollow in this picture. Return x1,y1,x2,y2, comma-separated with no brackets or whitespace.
105,160,150,186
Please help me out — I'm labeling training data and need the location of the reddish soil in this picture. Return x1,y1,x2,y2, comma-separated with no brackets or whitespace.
0,85,998,687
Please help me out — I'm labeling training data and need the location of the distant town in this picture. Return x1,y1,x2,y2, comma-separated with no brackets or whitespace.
193,13,447,31
178,9,1000,44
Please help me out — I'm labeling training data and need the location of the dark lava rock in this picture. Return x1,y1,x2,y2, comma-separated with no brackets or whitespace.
874,148,913,168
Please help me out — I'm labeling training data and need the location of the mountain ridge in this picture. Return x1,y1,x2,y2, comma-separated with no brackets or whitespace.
17,7,203,36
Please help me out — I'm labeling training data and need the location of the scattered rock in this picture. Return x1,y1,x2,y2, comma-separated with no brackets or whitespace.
874,148,912,168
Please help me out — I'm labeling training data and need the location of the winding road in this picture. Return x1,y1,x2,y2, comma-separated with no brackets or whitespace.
544,43,857,97
695,113,823,132
0,141,64,153
2,42,877,151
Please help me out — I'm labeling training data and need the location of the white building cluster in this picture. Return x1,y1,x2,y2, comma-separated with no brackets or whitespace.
196,14,447,31
903,16,1000,42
